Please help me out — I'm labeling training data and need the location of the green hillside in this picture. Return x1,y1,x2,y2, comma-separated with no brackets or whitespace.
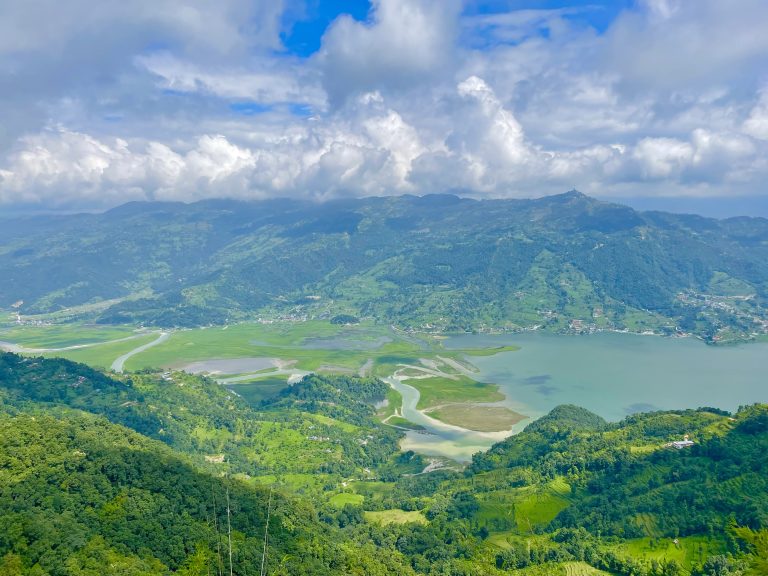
0,411,415,575
0,352,402,486
1,352,766,575
2,192,767,342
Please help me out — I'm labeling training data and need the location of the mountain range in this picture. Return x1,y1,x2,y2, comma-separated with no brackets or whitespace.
2,191,767,341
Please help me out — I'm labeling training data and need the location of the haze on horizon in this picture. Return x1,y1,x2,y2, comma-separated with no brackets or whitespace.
0,0,767,216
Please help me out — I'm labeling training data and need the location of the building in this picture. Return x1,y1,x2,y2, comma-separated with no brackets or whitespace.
670,434,694,449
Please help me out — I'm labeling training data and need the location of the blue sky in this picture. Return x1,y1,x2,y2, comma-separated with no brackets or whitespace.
0,0,767,213
279,1,632,55
282,1,372,56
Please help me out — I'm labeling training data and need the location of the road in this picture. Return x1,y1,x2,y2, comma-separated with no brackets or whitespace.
110,332,170,373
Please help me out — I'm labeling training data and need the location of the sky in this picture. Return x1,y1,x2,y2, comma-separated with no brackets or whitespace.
0,0,767,215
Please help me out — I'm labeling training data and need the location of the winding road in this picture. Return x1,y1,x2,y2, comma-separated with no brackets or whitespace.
110,332,170,373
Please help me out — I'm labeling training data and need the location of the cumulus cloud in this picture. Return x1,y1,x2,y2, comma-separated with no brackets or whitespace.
319,0,461,106
0,131,257,207
0,0,767,209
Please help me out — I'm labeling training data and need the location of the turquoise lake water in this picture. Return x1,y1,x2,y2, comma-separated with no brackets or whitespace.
446,332,767,422
400,332,767,461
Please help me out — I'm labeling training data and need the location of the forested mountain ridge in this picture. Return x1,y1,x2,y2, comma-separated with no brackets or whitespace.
0,411,417,575
2,192,767,341
0,352,402,480
1,352,767,575
470,404,768,537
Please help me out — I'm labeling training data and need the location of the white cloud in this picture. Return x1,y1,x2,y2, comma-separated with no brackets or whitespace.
605,0,768,92
743,89,768,141
640,0,682,21
319,0,461,106
136,52,326,107
1,0,768,208
631,137,694,180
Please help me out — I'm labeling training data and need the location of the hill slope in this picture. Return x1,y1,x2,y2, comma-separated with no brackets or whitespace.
0,351,402,482
1,353,767,574
2,192,767,341
0,411,415,575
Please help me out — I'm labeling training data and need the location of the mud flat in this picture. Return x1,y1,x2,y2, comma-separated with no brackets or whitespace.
424,404,527,433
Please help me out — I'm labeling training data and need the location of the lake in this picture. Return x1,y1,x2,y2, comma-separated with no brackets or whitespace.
399,332,768,461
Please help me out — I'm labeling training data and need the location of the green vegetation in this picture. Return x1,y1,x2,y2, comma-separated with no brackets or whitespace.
113,321,434,374
0,323,139,348
408,375,504,409
0,352,402,483
617,537,725,571
385,416,427,430
224,377,288,405
460,345,520,356
1,350,767,575
329,493,365,508
365,510,429,525
0,412,416,575
42,332,159,368
2,193,767,341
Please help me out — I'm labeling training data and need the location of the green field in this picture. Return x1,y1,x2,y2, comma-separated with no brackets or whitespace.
306,412,360,433
364,509,428,525
499,562,615,576
225,378,288,405
329,493,365,508
407,375,504,409
477,478,572,534
385,416,426,431
618,536,726,570
514,491,570,533
562,562,616,576
40,333,159,369
0,323,140,348
117,321,435,374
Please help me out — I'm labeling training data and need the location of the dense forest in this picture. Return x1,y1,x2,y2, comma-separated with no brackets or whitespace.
0,413,418,575
1,192,767,341
0,352,767,574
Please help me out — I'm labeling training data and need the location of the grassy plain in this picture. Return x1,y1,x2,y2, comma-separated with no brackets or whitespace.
120,321,434,374
409,375,504,409
4,319,526,434
40,333,159,369
0,323,139,348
